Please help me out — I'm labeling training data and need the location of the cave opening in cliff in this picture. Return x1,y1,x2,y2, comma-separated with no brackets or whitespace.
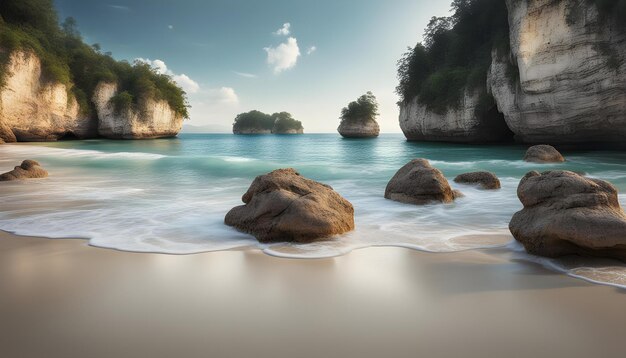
484,105,515,143
58,132,79,141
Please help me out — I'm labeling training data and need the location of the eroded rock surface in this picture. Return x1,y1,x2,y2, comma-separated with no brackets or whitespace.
523,145,565,163
454,171,501,190
510,171,626,261
225,168,355,242
338,118,380,138
0,160,48,181
385,159,459,205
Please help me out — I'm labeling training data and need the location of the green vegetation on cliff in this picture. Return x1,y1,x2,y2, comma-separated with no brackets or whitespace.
233,110,303,133
0,0,189,118
271,112,303,133
340,92,379,123
396,0,510,115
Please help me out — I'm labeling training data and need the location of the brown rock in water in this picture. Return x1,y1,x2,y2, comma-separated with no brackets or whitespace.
225,168,354,243
509,171,626,261
454,171,501,190
0,160,48,181
523,145,565,163
384,159,458,205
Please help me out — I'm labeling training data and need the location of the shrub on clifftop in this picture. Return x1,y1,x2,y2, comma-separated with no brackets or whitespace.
340,92,379,124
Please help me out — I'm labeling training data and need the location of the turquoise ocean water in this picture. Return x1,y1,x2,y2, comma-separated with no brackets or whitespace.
1,134,625,286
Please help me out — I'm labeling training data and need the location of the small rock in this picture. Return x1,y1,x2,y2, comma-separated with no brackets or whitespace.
385,159,458,205
509,170,626,261
225,168,354,243
454,171,501,190
0,160,48,181
523,145,565,163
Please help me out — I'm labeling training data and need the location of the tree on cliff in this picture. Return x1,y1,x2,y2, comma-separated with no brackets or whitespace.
395,0,509,115
233,111,274,132
271,112,303,133
340,92,379,124
232,110,303,133
0,0,189,118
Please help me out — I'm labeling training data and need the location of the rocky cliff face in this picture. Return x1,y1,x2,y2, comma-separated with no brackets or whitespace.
92,82,183,139
0,50,184,142
338,118,380,138
0,51,96,141
489,0,626,144
399,89,512,143
400,0,626,145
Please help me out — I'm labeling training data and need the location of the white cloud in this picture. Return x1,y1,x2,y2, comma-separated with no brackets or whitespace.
264,37,300,74
108,4,130,11
273,23,291,36
172,74,200,94
208,87,239,104
135,58,200,94
168,25,174,30
306,46,317,55
233,71,257,78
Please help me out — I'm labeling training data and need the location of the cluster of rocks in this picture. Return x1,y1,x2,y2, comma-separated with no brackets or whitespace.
222,143,626,264
3,142,623,263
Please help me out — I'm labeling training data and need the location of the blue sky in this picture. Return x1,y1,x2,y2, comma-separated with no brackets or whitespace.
54,0,452,132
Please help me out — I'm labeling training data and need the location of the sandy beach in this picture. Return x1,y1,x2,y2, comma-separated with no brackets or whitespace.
1,230,624,358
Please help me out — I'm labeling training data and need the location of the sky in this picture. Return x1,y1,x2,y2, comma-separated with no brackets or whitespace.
54,0,453,133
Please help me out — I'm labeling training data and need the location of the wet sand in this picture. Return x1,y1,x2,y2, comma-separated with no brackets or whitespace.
0,230,624,358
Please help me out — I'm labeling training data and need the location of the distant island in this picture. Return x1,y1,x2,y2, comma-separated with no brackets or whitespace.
337,91,380,138
232,110,304,134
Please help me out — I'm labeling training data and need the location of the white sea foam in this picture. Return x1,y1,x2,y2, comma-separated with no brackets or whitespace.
1,139,625,289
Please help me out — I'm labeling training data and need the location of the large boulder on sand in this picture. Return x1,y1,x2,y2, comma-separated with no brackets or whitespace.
523,145,565,163
454,171,501,190
385,159,458,205
224,168,355,242
0,160,48,181
509,171,626,261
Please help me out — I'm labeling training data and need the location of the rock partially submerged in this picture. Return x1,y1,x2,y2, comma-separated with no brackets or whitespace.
0,160,48,181
385,159,459,205
523,145,565,163
510,171,626,261
454,171,501,190
337,118,380,138
225,168,354,243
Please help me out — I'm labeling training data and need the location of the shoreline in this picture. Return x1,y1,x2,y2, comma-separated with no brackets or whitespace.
1,230,625,358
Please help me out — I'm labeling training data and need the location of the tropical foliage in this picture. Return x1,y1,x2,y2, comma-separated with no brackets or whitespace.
271,112,303,133
396,0,510,115
0,0,189,118
340,92,379,123
232,110,303,132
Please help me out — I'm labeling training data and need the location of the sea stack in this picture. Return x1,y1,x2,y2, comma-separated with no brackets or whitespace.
338,92,380,138
225,168,354,242
509,171,626,261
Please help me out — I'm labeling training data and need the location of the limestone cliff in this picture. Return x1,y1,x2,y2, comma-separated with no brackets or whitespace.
92,82,183,139
0,50,185,142
399,89,512,143
338,118,380,138
0,51,96,141
399,0,626,145
489,0,626,144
